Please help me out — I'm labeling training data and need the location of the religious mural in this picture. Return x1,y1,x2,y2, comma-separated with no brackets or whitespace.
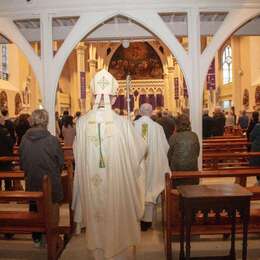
15,93,22,115
0,91,8,111
108,42,163,80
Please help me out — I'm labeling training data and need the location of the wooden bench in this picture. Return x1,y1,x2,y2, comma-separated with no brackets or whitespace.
0,176,63,260
203,137,247,144
207,134,244,139
0,156,74,243
164,170,260,259
203,151,260,171
203,141,250,153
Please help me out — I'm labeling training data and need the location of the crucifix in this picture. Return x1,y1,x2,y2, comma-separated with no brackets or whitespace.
97,76,110,90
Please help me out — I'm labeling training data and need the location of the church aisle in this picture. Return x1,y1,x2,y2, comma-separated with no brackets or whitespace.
61,227,260,260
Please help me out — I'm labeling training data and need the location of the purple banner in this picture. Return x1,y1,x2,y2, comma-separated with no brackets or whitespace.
80,72,86,99
148,94,156,109
139,94,147,107
207,59,216,90
156,94,164,107
174,77,179,100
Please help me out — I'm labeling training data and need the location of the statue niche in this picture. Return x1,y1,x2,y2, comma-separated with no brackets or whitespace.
15,93,22,115
108,42,163,80
0,91,8,111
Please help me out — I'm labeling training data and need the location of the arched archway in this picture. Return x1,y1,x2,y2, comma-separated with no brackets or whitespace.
0,19,41,89
201,9,260,88
52,12,189,101
54,14,189,121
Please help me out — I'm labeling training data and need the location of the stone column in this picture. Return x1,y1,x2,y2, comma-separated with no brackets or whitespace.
166,66,175,112
76,42,87,113
86,43,97,111
231,36,242,115
188,8,202,169
40,13,56,134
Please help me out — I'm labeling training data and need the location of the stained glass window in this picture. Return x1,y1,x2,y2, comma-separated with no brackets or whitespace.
222,45,232,85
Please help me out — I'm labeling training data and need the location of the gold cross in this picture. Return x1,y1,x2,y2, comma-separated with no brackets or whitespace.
97,76,110,89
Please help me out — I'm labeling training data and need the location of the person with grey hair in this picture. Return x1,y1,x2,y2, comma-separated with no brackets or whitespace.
19,109,64,247
134,103,170,231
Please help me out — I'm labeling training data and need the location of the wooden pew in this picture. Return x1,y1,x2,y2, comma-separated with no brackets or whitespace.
0,176,63,260
164,169,260,259
203,137,247,144
203,151,260,172
203,141,250,153
207,134,245,139
0,156,74,243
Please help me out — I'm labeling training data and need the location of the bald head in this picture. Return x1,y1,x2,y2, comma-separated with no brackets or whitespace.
140,103,153,117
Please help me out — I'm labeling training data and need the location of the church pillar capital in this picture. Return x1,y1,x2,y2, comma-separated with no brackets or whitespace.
88,59,97,67
167,67,175,74
76,42,86,57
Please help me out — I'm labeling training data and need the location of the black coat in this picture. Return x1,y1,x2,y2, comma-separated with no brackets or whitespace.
247,119,258,141
0,124,15,170
212,113,226,136
15,119,30,145
4,119,16,143
203,114,214,138
249,123,260,166
19,128,64,203
156,116,175,141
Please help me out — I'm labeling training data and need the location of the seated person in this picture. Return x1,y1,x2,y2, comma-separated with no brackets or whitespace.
19,109,64,246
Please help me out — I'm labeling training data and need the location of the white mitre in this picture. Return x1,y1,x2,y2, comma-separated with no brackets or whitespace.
87,69,118,140
91,69,118,110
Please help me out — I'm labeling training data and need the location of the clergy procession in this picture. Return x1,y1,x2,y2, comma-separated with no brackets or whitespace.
3,0,260,259
0,69,201,260
0,64,260,260
72,69,173,259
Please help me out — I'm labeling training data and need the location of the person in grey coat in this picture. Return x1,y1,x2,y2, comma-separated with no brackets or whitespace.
168,114,200,187
19,109,64,246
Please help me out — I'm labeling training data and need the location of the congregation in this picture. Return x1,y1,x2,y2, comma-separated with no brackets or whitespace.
0,69,201,259
1,72,260,260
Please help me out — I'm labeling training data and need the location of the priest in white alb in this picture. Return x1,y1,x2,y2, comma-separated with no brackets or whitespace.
72,69,147,260
134,103,170,231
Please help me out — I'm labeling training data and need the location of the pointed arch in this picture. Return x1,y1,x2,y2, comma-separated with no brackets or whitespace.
0,18,42,93
52,10,189,99
200,8,260,89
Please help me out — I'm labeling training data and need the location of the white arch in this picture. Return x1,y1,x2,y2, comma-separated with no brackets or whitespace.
52,10,189,99
200,8,260,88
0,17,42,93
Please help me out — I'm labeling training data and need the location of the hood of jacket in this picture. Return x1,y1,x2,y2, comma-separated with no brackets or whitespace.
24,127,50,141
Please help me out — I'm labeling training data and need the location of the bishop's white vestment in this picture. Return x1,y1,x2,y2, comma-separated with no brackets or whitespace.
72,109,147,259
134,115,170,221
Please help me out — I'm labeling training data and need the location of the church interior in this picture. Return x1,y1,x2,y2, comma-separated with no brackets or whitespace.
1,13,260,119
1,0,260,259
